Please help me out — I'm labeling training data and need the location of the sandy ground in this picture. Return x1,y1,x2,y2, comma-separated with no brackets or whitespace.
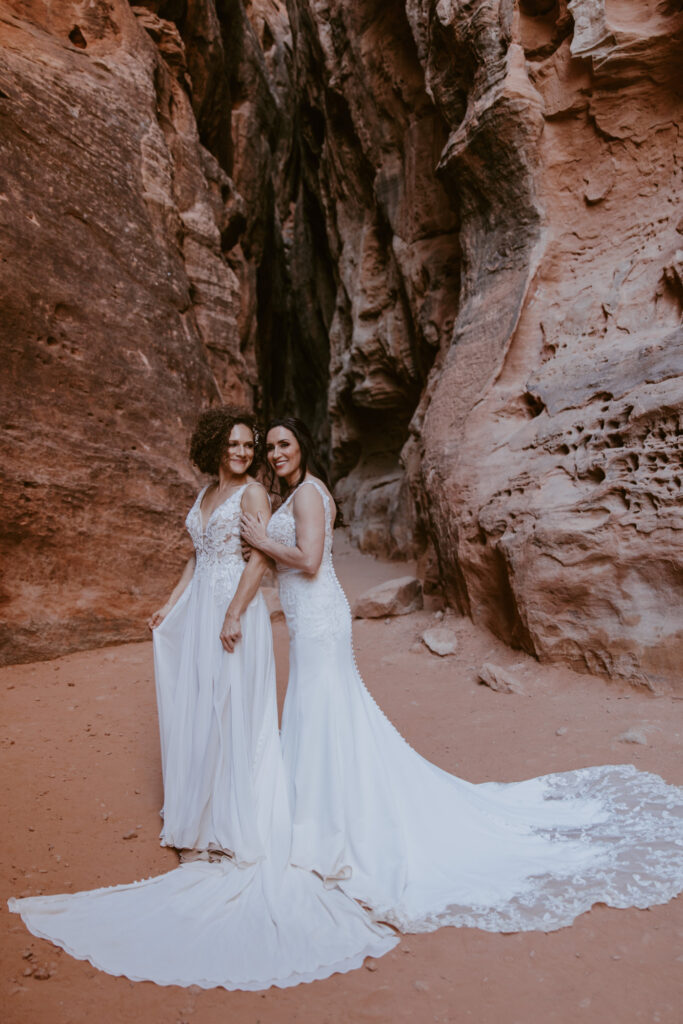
2,532,682,1024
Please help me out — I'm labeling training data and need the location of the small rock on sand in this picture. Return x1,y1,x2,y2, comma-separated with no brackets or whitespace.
353,577,423,619
478,662,524,695
422,626,458,657
617,728,648,746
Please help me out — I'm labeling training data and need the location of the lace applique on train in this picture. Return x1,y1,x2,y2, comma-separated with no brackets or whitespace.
271,479,683,938
267,480,348,643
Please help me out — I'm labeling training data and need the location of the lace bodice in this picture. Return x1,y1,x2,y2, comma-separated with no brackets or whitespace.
267,479,349,642
186,483,251,601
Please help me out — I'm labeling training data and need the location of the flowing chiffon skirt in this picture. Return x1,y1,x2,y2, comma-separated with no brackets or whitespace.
9,565,397,989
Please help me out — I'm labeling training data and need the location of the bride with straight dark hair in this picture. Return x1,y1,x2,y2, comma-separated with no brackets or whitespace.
241,415,683,935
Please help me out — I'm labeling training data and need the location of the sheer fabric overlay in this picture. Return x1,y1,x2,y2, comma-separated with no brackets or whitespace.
8,483,398,990
269,478,683,934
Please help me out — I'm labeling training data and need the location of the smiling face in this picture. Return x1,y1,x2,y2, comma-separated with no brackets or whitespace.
221,422,255,477
266,426,302,485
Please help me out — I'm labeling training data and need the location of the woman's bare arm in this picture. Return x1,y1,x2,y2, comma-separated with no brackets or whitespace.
240,482,325,575
220,483,272,653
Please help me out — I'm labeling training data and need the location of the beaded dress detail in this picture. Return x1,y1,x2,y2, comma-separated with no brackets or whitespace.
267,480,344,642
187,483,249,604
269,479,683,934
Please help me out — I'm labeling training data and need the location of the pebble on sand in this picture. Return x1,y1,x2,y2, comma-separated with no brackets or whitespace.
421,626,458,657
617,728,648,746
352,577,423,619
478,663,525,695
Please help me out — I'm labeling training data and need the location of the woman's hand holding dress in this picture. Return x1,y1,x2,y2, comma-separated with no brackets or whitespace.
220,611,242,653
147,554,196,630
148,603,173,630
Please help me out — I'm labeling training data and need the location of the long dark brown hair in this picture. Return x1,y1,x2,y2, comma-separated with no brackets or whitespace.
265,417,342,524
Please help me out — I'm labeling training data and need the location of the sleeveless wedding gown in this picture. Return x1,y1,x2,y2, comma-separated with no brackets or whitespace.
268,479,683,933
8,483,397,990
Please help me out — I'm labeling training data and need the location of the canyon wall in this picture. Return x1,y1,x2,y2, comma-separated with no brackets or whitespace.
287,0,683,691
0,0,263,661
1,0,681,689
411,0,683,690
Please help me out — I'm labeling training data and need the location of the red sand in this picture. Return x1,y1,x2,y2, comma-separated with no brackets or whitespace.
2,534,682,1023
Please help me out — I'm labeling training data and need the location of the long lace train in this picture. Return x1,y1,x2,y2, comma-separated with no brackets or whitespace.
268,478,683,934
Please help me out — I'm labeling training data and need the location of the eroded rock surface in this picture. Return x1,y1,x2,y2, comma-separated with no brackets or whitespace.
278,0,683,690
276,0,683,690
2,0,681,688
414,0,683,691
0,0,263,662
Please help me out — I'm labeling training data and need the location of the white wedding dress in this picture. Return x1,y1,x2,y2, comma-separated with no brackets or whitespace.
8,483,397,990
269,479,683,933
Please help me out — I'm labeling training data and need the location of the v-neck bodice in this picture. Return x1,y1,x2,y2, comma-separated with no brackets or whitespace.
186,483,249,586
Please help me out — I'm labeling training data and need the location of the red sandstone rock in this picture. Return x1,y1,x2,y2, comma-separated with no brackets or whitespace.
2,0,682,693
287,0,682,691
0,0,259,663
352,576,423,619
478,663,525,696
415,0,683,692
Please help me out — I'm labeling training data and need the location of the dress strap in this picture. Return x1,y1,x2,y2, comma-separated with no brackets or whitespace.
240,480,271,507
195,483,210,516
294,478,332,529
296,478,329,502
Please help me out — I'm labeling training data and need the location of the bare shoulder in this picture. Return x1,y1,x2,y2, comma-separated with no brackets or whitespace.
241,479,270,514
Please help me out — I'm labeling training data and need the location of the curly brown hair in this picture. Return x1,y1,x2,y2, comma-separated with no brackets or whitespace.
189,406,260,476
